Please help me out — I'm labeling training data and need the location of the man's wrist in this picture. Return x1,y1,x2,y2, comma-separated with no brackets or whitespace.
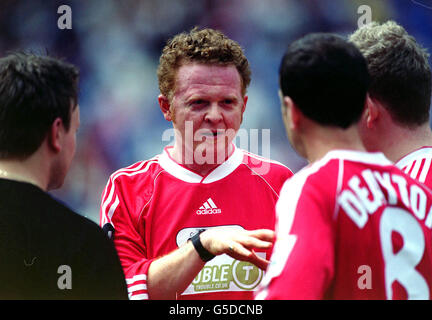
189,229,215,262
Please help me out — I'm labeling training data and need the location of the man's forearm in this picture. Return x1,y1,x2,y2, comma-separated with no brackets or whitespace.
146,241,206,300
145,227,274,299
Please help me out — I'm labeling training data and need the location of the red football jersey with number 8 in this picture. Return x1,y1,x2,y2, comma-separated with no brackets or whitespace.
257,150,432,300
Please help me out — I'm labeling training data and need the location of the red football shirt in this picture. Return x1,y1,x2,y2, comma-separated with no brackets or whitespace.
100,145,293,300
396,147,432,189
256,150,432,300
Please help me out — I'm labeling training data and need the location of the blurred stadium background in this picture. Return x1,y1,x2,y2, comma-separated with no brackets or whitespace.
0,0,431,223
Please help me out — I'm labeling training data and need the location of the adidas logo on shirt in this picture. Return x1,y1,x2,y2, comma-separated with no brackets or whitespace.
196,198,222,215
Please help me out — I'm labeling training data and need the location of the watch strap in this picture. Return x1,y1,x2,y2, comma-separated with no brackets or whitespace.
189,229,215,262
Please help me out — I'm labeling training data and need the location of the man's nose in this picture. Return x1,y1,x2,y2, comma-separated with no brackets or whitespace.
204,104,223,123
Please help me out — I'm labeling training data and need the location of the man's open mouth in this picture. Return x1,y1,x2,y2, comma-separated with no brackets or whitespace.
201,130,225,138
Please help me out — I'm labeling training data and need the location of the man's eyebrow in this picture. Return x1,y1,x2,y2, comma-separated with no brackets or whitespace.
222,96,238,100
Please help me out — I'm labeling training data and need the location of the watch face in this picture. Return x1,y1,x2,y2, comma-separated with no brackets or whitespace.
188,228,206,241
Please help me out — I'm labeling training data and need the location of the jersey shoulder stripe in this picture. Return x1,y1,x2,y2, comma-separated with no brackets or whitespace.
242,150,288,166
240,150,293,197
101,157,160,227
396,148,432,185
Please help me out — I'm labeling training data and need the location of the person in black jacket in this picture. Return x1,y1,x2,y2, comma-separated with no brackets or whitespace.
0,52,128,299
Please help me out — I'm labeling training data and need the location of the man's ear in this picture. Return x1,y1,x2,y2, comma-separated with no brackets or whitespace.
47,118,63,153
365,94,379,129
242,95,248,113
284,96,301,130
158,94,173,122
240,95,248,123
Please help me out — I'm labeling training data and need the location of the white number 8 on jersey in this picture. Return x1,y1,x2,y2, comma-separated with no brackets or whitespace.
380,207,429,299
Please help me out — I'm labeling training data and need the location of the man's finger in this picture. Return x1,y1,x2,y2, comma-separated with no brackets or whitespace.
226,242,252,257
236,236,273,250
248,251,270,270
226,243,271,270
245,229,276,242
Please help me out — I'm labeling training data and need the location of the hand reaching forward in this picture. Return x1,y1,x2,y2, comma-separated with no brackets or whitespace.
199,228,275,270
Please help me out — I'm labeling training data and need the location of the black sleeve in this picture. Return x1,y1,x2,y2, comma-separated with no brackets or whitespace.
70,222,128,300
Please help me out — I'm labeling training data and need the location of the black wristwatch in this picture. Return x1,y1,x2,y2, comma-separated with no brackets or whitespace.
189,229,215,262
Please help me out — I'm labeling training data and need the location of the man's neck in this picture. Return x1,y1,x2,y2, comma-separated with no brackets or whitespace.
0,158,47,191
377,123,432,163
168,144,234,177
302,125,366,163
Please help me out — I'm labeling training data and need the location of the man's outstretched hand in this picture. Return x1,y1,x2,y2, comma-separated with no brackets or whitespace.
199,228,275,270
